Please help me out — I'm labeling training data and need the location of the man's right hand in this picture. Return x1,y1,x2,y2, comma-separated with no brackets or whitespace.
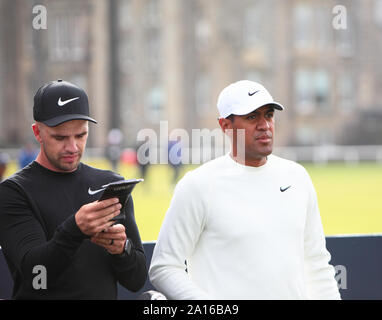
75,198,122,236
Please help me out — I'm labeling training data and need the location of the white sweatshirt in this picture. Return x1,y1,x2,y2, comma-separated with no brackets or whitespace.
149,154,341,300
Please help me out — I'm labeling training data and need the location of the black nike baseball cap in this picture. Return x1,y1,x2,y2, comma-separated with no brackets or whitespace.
33,79,97,127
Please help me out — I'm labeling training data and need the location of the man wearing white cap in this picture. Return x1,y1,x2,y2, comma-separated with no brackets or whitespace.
149,80,340,300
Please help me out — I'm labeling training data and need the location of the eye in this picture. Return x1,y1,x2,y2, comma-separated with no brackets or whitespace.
54,136,65,141
247,114,257,120
76,132,88,139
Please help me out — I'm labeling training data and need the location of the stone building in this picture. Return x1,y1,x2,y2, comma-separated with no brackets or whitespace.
1,0,381,150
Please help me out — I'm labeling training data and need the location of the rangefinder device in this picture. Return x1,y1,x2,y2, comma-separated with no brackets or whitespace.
98,179,143,221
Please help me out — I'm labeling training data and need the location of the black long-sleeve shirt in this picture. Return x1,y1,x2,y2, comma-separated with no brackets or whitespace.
0,161,147,299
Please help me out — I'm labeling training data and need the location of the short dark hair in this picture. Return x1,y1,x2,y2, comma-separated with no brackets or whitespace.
226,114,235,122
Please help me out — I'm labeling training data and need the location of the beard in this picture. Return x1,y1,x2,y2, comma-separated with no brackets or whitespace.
42,143,82,172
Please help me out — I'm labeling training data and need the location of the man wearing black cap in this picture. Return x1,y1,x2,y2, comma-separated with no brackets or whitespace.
0,80,147,299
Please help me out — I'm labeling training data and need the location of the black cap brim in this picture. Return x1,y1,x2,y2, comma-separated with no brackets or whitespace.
42,114,98,127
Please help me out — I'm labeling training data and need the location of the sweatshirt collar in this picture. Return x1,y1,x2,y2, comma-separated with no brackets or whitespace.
225,153,273,172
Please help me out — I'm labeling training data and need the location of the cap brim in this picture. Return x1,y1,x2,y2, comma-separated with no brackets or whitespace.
264,102,284,111
225,102,284,118
42,114,98,127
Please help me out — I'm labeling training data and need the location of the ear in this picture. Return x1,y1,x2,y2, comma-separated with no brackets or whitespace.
32,123,43,144
218,117,233,133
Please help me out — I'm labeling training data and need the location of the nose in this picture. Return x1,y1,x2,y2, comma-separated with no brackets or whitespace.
256,115,270,131
65,137,78,153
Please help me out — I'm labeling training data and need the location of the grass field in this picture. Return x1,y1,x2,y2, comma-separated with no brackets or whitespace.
3,159,382,241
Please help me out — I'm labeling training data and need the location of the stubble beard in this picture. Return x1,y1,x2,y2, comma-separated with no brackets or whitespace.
42,143,82,172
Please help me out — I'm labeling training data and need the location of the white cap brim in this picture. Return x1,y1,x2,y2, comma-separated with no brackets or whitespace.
217,80,284,119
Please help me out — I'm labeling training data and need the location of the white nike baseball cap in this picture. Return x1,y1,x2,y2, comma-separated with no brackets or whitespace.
217,80,284,119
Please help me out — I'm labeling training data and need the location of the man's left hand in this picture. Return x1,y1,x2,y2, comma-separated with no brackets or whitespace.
91,223,127,255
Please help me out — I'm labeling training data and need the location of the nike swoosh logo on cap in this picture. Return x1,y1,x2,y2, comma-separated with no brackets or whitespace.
280,185,292,192
58,97,80,106
248,90,260,96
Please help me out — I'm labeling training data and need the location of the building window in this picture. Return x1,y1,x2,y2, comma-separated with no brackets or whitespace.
293,4,314,50
145,86,165,122
145,30,162,74
119,0,133,31
316,6,332,50
315,70,330,107
242,2,269,49
143,0,162,75
338,72,354,112
295,126,316,146
48,13,88,62
119,37,134,75
295,69,313,114
120,85,135,130
195,18,211,52
294,68,330,115
195,73,210,116
194,1,210,52
334,6,354,57
293,3,333,52
144,0,161,28
296,126,332,146
375,0,382,27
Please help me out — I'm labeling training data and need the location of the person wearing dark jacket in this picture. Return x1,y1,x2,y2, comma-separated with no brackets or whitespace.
0,80,147,299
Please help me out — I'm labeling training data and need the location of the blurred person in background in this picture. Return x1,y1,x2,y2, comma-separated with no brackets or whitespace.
0,79,146,299
168,137,183,185
135,139,150,182
18,142,38,169
0,152,10,182
149,80,340,300
105,128,123,172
